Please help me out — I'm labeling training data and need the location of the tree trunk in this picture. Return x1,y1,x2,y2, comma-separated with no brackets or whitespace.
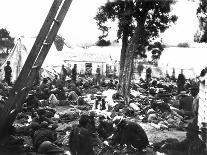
118,28,129,93
122,23,145,104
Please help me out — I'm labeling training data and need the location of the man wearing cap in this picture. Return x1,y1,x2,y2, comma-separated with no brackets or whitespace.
161,122,206,154
110,116,149,152
4,61,12,86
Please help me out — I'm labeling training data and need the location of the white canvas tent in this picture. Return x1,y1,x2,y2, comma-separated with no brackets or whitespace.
0,38,28,82
6,37,66,80
158,47,207,79
0,36,122,81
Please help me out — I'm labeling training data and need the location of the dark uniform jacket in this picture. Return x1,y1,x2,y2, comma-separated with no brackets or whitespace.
69,125,95,155
111,120,149,150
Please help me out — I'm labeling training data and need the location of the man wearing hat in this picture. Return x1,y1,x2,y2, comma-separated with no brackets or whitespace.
110,116,149,152
161,122,206,154
4,61,12,86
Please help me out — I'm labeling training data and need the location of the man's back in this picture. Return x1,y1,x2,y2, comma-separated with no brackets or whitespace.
69,125,95,155
4,65,12,76
179,96,193,112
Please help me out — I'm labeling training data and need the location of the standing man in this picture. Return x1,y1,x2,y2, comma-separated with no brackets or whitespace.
60,64,67,81
71,64,77,84
66,63,72,77
96,65,101,86
146,67,152,83
177,69,186,94
4,61,12,86
137,62,144,77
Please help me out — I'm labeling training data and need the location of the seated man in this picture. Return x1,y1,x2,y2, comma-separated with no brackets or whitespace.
107,79,115,89
30,121,64,155
97,115,114,140
0,125,24,150
50,87,66,101
171,92,194,118
32,109,55,125
69,114,98,155
110,116,149,152
161,122,206,154
25,93,39,110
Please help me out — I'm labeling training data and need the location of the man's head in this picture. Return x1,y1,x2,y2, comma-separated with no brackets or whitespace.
6,61,10,65
112,116,124,128
43,78,48,83
40,121,49,129
99,115,106,121
79,114,91,127
30,122,41,131
89,111,97,118
37,108,46,116
95,91,103,100
181,69,184,74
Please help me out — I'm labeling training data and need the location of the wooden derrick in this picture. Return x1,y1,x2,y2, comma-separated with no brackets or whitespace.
0,0,73,135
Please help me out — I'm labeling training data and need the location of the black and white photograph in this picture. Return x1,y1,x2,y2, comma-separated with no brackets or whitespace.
0,0,206,155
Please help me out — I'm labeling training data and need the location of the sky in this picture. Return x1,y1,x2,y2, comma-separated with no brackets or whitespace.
0,0,200,45
161,0,200,44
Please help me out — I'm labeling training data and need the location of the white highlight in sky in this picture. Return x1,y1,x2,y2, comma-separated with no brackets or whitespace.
161,0,200,44
0,0,109,44
0,0,200,45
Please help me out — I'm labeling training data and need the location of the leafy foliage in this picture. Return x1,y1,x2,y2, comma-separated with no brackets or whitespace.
94,1,134,40
148,41,164,60
196,0,207,42
177,42,190,48
0,28,14,53
96,39,111,46
95,0,177,57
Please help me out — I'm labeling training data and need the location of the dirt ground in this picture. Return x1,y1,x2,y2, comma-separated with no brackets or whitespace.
55,106,186,144
0,106,189,155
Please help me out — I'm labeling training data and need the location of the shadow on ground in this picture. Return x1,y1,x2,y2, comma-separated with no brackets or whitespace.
0,146,206,155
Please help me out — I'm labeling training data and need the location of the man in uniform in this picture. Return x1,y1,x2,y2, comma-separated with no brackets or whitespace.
4,61,12,86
